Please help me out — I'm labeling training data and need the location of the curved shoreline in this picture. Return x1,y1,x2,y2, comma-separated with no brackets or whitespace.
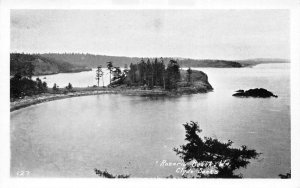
10,90,117,112
11,69,213,112
11,88,207,112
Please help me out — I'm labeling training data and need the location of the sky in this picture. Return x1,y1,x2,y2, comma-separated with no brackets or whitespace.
11,9,289,60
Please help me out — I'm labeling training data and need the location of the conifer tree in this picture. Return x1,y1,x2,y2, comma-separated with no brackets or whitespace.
174,121,260,178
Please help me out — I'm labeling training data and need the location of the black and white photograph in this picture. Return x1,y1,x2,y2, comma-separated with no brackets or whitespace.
1,0,300,187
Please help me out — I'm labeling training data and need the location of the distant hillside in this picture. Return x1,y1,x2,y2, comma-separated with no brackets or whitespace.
39,53,243,68
10,53,91,76
237,58,290,67
178,59,242,68
12,53,285,75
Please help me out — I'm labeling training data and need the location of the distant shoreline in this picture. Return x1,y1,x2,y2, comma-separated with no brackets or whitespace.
32,68,92,76
13,53,289,77
32,62,290,77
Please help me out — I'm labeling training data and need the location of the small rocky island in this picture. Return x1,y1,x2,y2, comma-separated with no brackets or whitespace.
233,88,278,98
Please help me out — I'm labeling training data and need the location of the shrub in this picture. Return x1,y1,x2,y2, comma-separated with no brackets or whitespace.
94,169,130,178
174,121,261,178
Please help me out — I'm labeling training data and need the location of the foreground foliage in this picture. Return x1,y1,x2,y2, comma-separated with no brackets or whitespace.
10,72,47,99
279,171,291,179
174,121,261,178
94,121,260,178
94,168,130,178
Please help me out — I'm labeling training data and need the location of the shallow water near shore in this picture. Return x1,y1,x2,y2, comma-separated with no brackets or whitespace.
11,63,290,178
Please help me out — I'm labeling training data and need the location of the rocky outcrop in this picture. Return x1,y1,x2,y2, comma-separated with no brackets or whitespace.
177,70,213,94
233,88,278,98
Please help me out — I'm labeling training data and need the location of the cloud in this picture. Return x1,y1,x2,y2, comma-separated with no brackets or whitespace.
10,9,289,59
11,10,52,30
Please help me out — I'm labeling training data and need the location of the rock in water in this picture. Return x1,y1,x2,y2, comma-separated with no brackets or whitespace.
233,88,278,98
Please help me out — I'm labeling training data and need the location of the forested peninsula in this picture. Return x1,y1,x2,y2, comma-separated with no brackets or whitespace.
10,55,213,111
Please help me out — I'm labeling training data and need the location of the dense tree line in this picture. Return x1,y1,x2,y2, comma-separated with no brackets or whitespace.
125,58,181,90
10,53,35,78
10,65,48,99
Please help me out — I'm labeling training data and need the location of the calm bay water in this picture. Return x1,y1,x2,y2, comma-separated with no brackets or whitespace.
33,68,112,88
11,63,290,178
